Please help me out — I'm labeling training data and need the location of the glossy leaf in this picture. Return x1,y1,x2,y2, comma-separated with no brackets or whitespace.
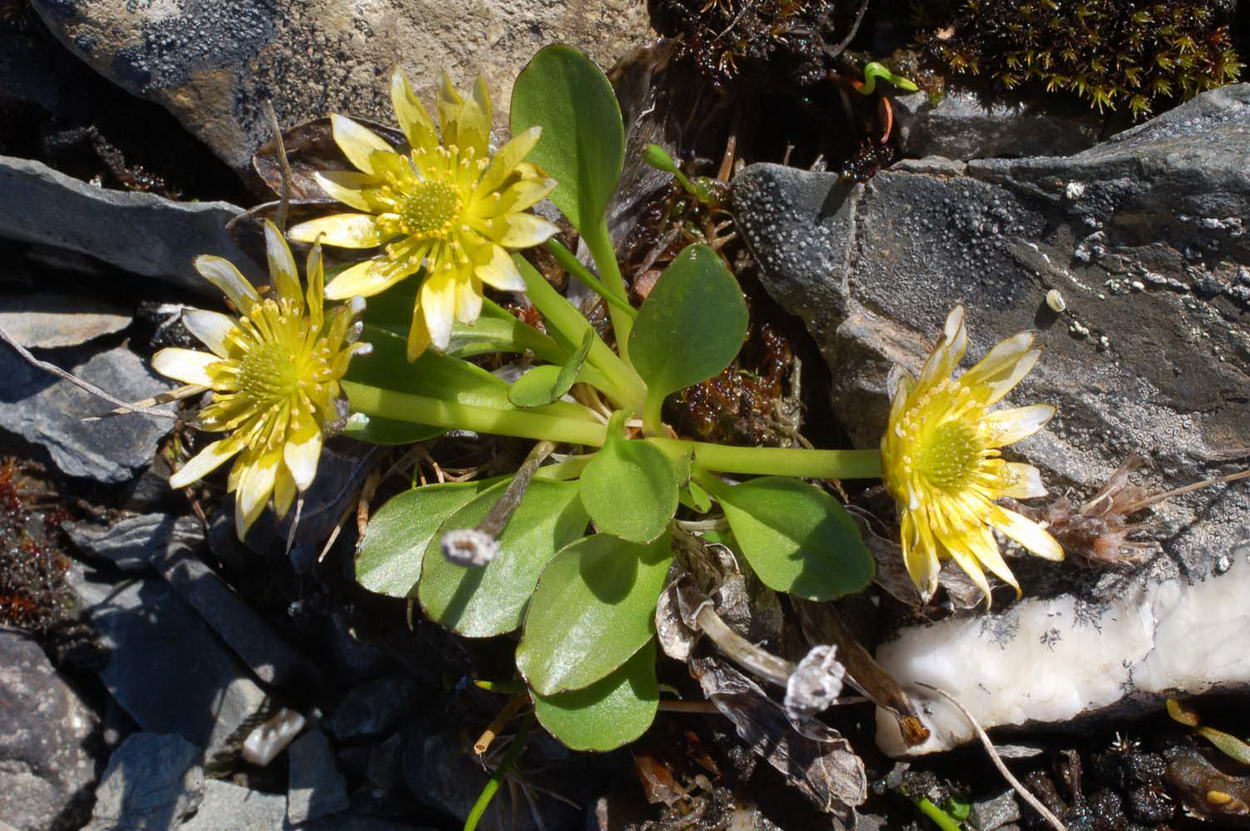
628,245,747,404
518,532,672,696
418,479,589,636
579,412,677,543
510,45,624,234
712,476,873,601
531,640,659,751
448,301,565,363
509,329,594,408
356,480,498,597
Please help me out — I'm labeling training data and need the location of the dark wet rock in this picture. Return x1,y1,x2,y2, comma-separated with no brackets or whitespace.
30,0,654,172
71,567,269,758
0,630,98,831
892,90,1103,161
327,676,420,742
178,780,286,831
85,732,202,831
0,293,130,349
0,156,255,294
66,513,204,573
732,83,1250,579
967,790,1021,831
0,344,172,483
288,728,350,825
293,816,438,831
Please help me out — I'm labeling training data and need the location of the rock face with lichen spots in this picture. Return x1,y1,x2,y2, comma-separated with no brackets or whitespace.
30,0,654,172
731,83,1250,582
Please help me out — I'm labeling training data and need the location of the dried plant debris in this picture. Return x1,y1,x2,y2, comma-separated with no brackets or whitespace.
0,458,76,638
913,0,1243,117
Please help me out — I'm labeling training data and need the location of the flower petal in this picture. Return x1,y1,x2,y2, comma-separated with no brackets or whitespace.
961,331,1037,403
390,69,440,153
305,244,325,327
967,524,1020,596
420,271,456,351
169,438,242,488
999,462,1048,499
475,244,526,291
939,532,993,604
486,213,559,248
982,403,1056,446
287,213,385,249
263,220,302,304
455,276,483,324
901,508,941,601
917,305,968,389
313,170,377,212
152,347,219,386
324,258,411,300
474,126,542,199
331,114,394,175
480,177,558,218
181,310,236,357
273,467,297,519
234,452,280,538
988,506,1065,561
283,425,323,491
406,302,433,361
195,255,259,313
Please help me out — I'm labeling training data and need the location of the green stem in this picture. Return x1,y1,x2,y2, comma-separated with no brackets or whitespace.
915,798,964,831
545,239,637,319
651,439,882,480
581,218,633,361
464,715,534,831
642,392,665,437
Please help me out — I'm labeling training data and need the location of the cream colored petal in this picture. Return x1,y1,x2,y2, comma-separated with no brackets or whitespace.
479,177,557,219
406,302,433,361
917,305,968,389
968,524,1020,596
940,534,993,605
313,170,377,212
287,213,385,249
463,75,492,155
263,220,302,304
195,255,259,313
901,509,941,601
999,462,1048,499
152,347,219,386
488,213,559,249
331,114,394,175
982,403,1056,446
273,467,297,519
455,276,483,324
283,426,323,491
475,245,526,291
390,69,439,153
988,506,1065,561
961,331,1038,402
325,258,411,300
420,271,456,351
169,438,242,488
181,311,236,358
234,453,280,538
305,244,325,326
474,126,542,199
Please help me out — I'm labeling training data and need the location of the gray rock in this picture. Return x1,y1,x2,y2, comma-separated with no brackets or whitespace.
893,90,1103,160
0,155,255,295
66,513,204,572
0,344,173,483
178,780,286,831
293,816,438,831
72,568,270,758
327,676,419,742
967,791,1021,831
86,732,203,831
731,83,1250,579
0,630,98,831
31,0,654,172
0,293,130,348
287,728,349,825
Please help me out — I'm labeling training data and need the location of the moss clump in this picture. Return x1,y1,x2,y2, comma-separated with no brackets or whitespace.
0,459,75,638
914,0,1243,117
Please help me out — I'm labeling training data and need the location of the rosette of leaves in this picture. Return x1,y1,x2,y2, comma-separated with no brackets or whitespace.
345,46,876,751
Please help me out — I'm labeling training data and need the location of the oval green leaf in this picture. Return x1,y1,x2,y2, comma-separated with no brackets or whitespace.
518,532,672,696
531,640,658,752
509,329,594,408
418,479,589,636
356,479,498,597
510,45,624,234
579,415,677,543
628,245,747,401
712,476,873,600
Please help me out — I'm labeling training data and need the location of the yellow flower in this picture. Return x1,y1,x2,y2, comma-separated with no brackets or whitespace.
881,306,1064,602
288,69,559,360
153,221,368,538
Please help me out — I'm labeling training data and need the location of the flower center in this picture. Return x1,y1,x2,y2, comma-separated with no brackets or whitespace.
399,181,460,237
238,341,300,406
916,419,983,490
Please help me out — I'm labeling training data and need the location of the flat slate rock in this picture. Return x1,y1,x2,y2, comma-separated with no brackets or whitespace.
0,155,255,294
0,292,130,348
287,728,349,825
178,780,285,831
0,630,98,831
0,344,173,483
85,732,203,831
66,513,205,572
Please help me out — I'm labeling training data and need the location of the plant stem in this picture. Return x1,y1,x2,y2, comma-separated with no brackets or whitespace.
915,798,964,831
545,239,636,319
652,438,882,480
581,218,633,361
464,714,533,831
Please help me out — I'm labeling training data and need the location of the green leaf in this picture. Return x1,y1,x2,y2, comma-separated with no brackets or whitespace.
518,532,672,696
418,479,589,636
711,476,873,600
531,640,658,751
579,412,677,543
510,45,624,234
356,480,498,597
341,412,444,446
628,245,747,403
449,301,565,363
509,329,594,408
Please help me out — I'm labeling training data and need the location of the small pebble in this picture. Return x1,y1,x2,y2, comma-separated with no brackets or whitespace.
1045,289,1066,312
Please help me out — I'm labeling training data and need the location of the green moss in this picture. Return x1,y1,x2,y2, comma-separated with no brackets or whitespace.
914,0,1243,117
